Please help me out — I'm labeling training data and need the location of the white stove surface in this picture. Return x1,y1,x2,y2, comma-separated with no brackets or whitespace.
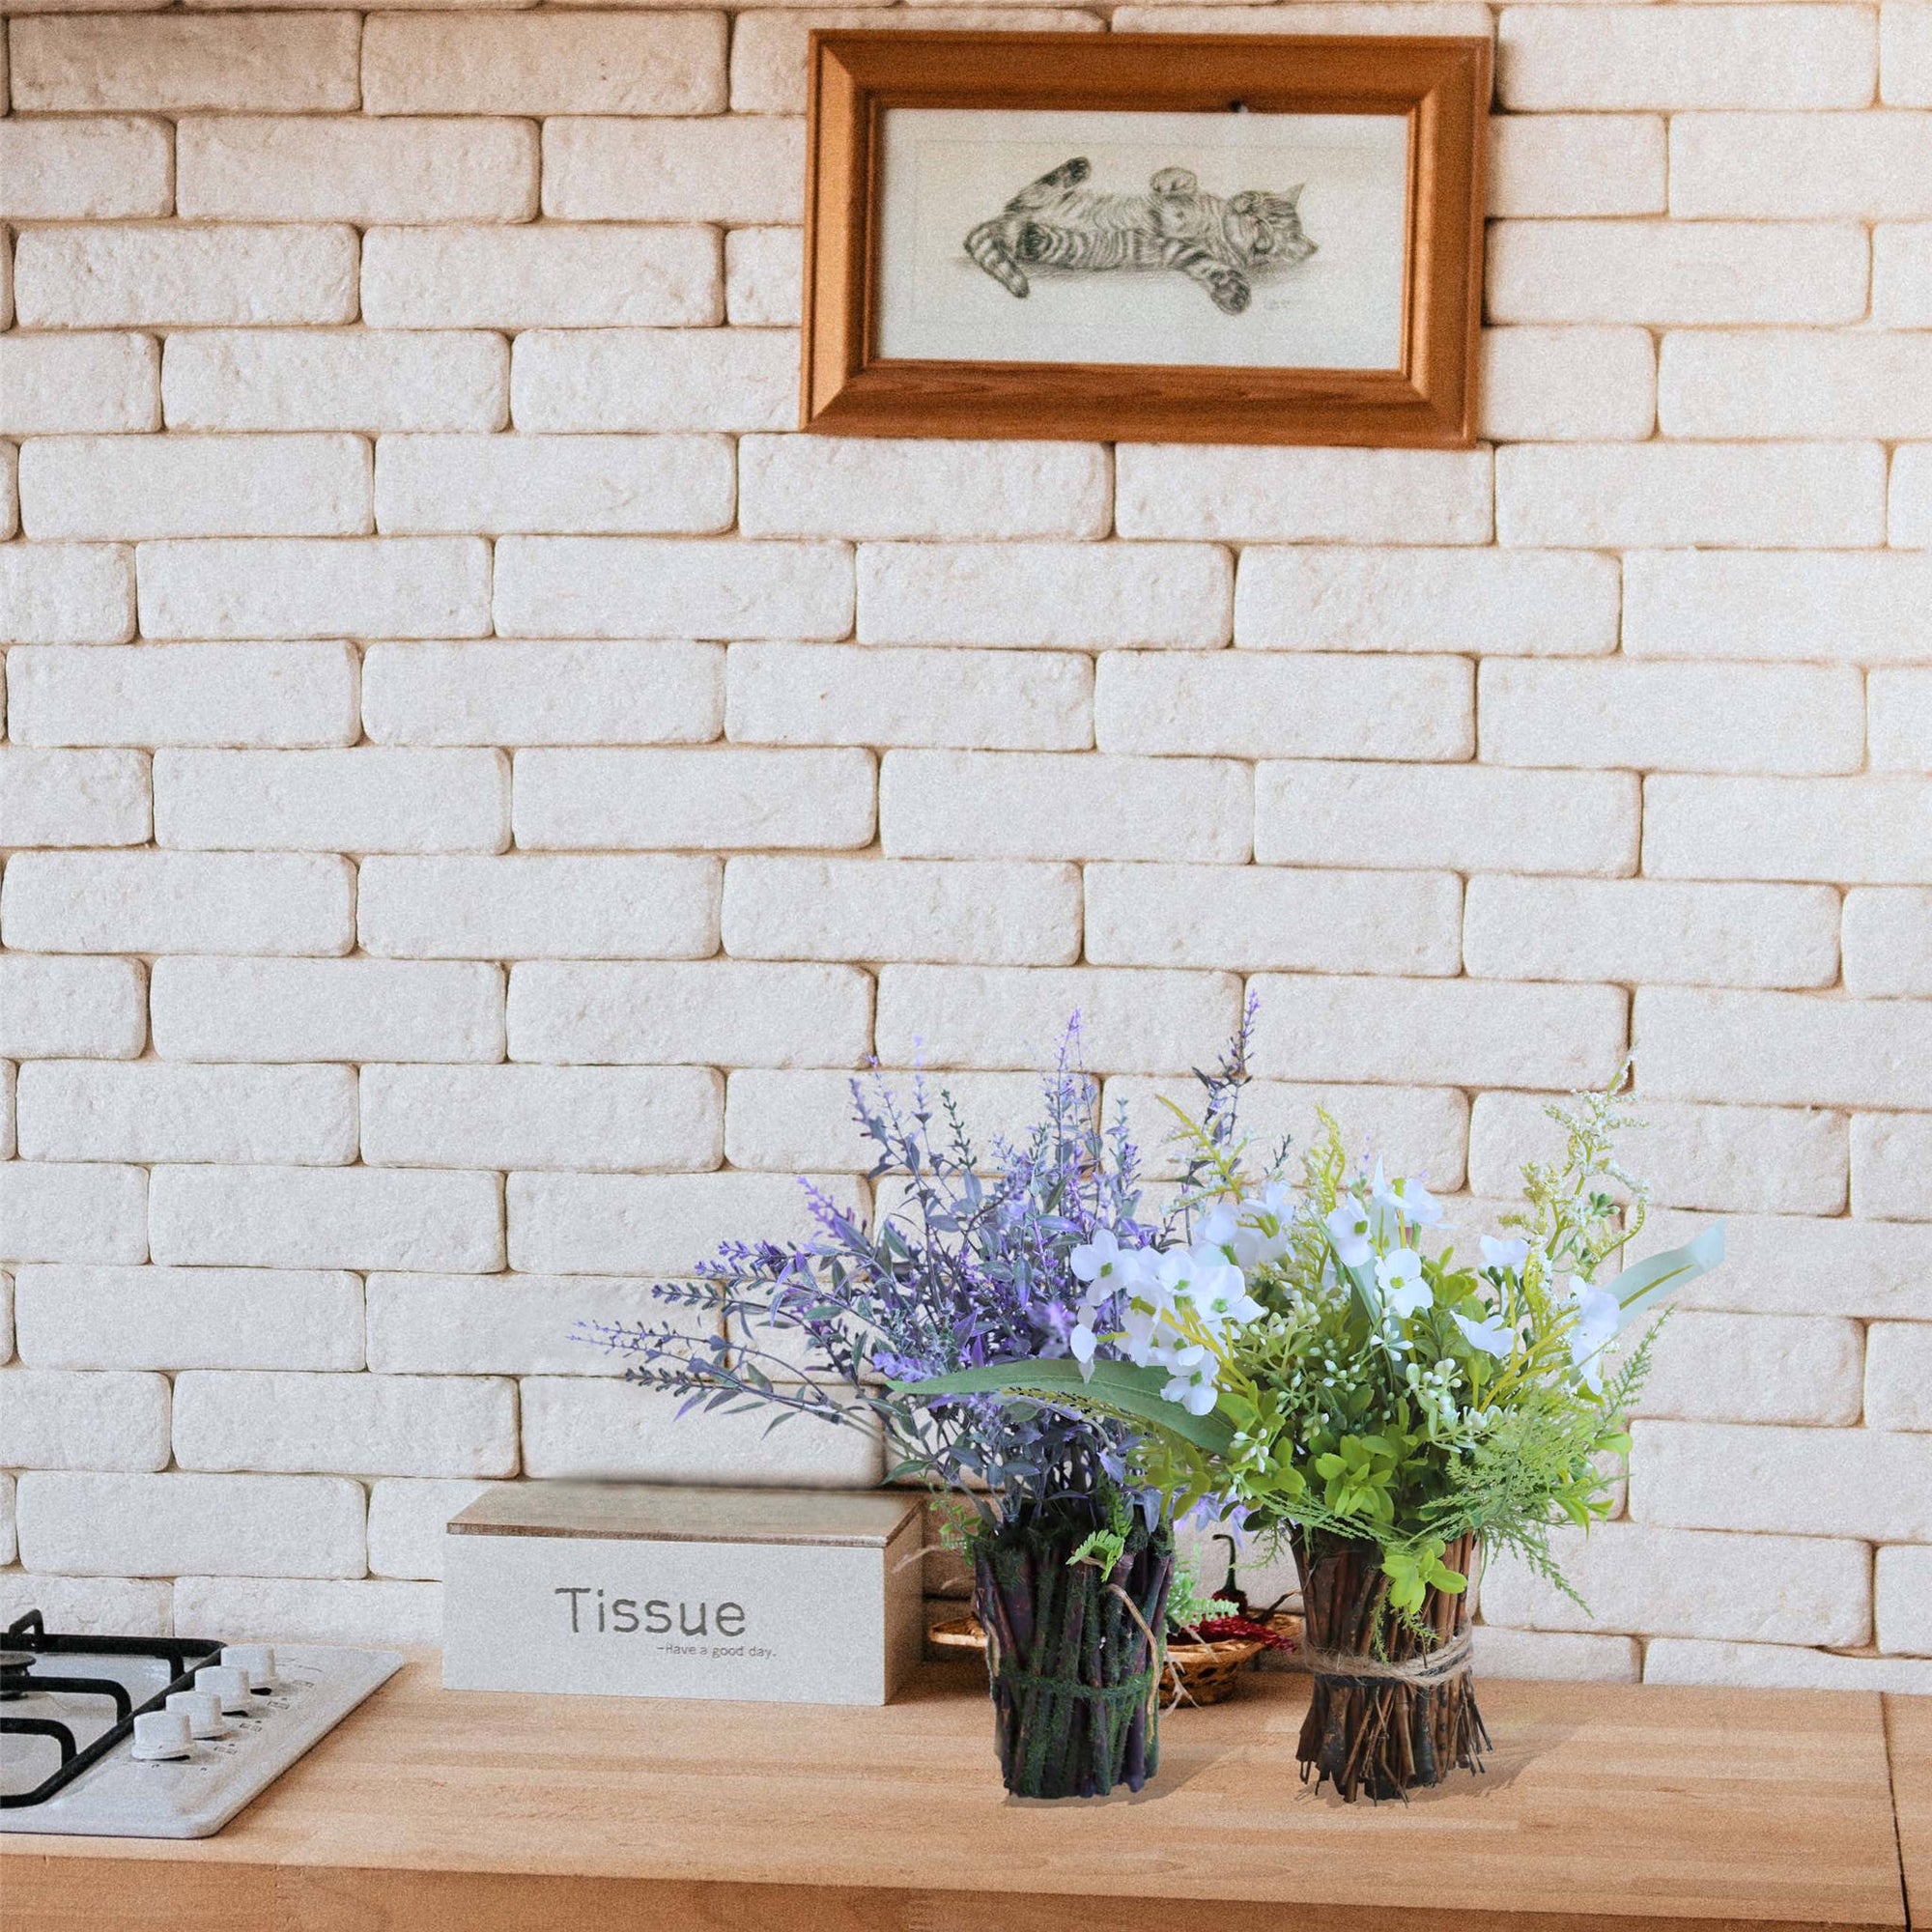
0,1643,403,1839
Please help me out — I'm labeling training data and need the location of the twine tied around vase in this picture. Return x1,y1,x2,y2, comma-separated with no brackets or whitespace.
1299,1628,1473,1690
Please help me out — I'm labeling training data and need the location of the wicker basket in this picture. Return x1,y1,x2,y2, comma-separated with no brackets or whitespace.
929,1610,1298,1708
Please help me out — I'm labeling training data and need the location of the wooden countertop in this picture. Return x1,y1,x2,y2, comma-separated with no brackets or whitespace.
4,1658,1918,1932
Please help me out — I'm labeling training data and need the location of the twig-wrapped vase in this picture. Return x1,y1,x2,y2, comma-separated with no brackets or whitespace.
1292,1530,1489,1802
972,1505,1174,1800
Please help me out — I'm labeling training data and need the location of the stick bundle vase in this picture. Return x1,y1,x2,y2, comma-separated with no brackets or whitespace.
1293,1530,1488,1803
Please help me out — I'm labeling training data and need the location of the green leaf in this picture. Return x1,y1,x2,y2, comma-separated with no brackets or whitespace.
893,1356,1236,1454
1605,1222,1725,1324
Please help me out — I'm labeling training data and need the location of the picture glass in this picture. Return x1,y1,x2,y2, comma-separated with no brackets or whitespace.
874,107,1411,371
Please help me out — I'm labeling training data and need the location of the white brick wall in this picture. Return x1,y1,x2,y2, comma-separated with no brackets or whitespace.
2,6,1923,1687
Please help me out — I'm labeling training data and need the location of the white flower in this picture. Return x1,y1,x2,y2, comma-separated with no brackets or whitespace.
1453,1309,1516,1358
1568,1277,1621,1393
1068,1320,1097,1366
1480,1235,1531,1278
1371,1160,1447,1230
1070,1227,1132,1287
1375,1246,1433,1319
1324,1199,1375,1268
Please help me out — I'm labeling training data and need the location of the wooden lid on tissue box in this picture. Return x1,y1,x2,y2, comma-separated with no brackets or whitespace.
446,1482,923,1548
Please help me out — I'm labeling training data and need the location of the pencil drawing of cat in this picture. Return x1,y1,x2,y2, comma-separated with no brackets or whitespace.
963,156,1318,315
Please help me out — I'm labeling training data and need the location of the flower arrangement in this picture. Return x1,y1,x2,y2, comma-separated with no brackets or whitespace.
914,1018,1724,1800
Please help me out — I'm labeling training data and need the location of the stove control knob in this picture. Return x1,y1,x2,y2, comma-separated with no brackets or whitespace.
195,1664,251,1714
221,1643,276,1692
167,1690,227,1739
132,1711,193,1761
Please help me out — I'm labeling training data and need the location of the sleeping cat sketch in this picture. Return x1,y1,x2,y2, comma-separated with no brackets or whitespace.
963,156,1317,315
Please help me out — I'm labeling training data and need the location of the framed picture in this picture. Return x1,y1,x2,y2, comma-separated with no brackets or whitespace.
801,32,1491,446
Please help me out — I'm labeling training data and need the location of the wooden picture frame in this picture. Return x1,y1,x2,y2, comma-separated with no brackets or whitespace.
801,32,1491,446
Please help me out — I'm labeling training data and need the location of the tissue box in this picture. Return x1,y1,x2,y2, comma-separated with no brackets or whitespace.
441,1483,926,1706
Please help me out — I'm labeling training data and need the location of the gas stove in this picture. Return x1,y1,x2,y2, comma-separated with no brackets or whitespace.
0,1609,402,1838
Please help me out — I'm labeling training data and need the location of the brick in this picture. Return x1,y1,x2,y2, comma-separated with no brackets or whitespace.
543,115,800,223
1875,223,1932,322
1116,446,1492,544
1464,877,1840,992
1662,331,1932,440
1106,1075,1468,1189
1472,1628,1639,1685
375,434,733,537
1644,1637,1932,1692
1249,976,1625,1092
1636,987,1932,1111
1236,546,1619,657
0,334,158,437
0,542,134,644
20,434,370,541
521,1378,884,1485
514,746,872,851
359,854,719,960
1109,3,1493,30
175,1369,516,1478
0,748,148,847
1900,445,1932,547
1257,763,1638,877
724,1066,1056,1173
1889,2,1932,102
874,965,1238,1074
0,1575,169,1639
723,856,1080,966
1479,660,1864,776
18,1063,355,1166
1497,7,1877,111
1846,889,1932,995
367,1477,497,1579
152,956,503,1064
725,642,1090,752
1672,111,1932,219
1624,551,1932,665
152,1164,502,1272
164,330,507,433
364,639,722,746
10,14,359,112
14,1265,363,1372
155,747,507,853
1646,775,1930,885
495,536,850,640
1480,327,1656,442
1872,668,1932,770
1855,1113,1932,1219
738,437,1108,541
1499,442,1886,549
508,1169,847,1276
0,1367,169,1471
729,9,1100,115
363,225,720,330
1489,114,1665,218
1639,1205,1932,1321
14,225,357,329
1494,222,1867,329
362,1064,721,1173
367,1277,688,1378
509,959,870,1066
1866,1321,1932,1428
0,116,172,220
1096,653,1471,762
1878,1546,1932,1653
0,1163,146,1264
138,536,492,640
1472,1090,1846,1219
858,541,1230,650
725,227,799,326
174,1576,440,1647
510,327,794,434
0,956,145,1060
1480,1520,1869,1646
177,116,538,223
364,14,724,115
1632,1418,1932,1542
7,641,359,749
2,851,352,955
18,1469,365,1578
1084,864,1460,977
